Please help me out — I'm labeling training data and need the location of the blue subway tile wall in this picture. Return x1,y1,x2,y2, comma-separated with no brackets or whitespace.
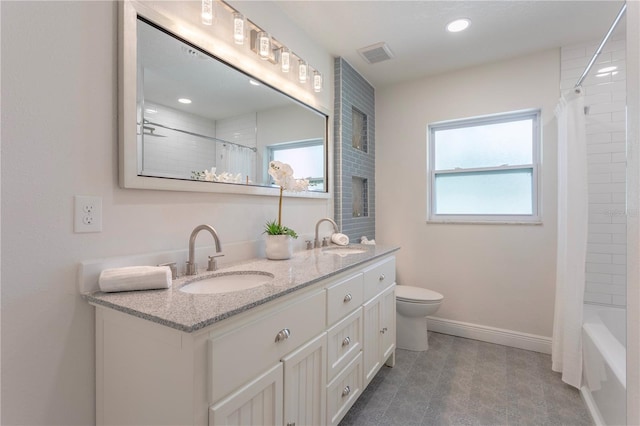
334,58,376,242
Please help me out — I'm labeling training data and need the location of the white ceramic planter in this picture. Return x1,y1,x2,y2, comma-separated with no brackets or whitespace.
265,234,294,260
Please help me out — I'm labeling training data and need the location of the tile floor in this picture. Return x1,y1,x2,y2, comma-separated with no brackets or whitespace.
340,332,594,426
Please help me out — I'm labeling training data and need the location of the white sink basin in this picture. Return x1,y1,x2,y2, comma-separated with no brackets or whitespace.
322,246,367,256
179,271,274,294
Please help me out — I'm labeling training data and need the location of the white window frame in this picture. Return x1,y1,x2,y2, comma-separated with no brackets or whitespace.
427,109,541,224
267,138,325,190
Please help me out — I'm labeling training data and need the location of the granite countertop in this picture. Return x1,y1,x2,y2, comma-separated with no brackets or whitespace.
83,244,399,333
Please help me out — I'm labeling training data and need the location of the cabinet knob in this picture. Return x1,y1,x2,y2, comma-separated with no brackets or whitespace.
275,328,291,343
342,336,351,347
380,329,385,334
343,293,353,303
342,385,351,397
379,274,385,282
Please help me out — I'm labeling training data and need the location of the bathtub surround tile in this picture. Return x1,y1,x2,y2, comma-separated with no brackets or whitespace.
339,333,593,426
561,35,627,307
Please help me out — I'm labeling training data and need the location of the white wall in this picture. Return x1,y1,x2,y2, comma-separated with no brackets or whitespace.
0,1,332,424
376,49,560,339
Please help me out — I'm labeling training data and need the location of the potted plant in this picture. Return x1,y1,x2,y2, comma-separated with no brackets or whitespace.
264,161,309,260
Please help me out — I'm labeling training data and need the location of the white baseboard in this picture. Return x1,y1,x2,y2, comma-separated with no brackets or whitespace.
426,316,552,354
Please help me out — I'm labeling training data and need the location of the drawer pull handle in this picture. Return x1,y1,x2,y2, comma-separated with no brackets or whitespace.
286,423,296,426
275,328,291,343
342,337,351,347
379,274,385,281
342,385,351,397
343,293,353,303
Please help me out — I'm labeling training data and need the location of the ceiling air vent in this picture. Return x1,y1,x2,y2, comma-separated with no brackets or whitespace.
357,42,394,64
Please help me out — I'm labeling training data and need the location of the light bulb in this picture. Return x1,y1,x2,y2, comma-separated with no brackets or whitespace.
298,60,308,83
257,32,271,60
280,47,290,73
233,13,244,45
201,0,213,25
313,70,323,92
446,18,471,33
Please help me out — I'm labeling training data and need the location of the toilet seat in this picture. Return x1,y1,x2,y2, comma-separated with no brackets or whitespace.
396,285,444,304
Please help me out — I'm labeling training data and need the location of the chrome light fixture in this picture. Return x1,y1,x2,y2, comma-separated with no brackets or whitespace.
233,12,245,45
280,47,291,73
201,0,213,25
298,60,308,83
313,70,323,92
203,1,323,95
257,31,272,60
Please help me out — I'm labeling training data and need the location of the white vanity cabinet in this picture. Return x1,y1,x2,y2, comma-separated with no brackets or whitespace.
92,253,396,426
208,289,327,426
362,257,397,385
209,362,283,425
210,332,327,426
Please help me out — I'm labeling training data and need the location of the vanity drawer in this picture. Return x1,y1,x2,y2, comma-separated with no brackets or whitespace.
208,290,326,403
326,351,362,426
363,257,396,301
326,308,362,382
326,273,363,325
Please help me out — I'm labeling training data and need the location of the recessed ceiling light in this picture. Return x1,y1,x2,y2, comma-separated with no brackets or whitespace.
144,108,158,114
178,98,192,104
447,18,471,33
597,66,618,73
249,79,261,86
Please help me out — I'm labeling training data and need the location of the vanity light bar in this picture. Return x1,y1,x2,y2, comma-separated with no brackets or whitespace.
213,0,323,92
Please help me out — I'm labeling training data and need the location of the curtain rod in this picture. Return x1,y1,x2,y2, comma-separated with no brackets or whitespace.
143,120,257,152
575,2,627,89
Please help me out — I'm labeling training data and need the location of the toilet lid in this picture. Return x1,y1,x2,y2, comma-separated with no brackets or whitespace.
396,285,444,303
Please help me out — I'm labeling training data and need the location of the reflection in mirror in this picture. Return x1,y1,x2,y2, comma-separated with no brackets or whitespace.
136,17,327,191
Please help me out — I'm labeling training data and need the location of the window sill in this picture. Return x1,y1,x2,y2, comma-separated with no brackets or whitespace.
427,219,543,225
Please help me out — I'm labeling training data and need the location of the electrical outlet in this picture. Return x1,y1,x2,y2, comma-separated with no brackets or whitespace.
75,196,102,233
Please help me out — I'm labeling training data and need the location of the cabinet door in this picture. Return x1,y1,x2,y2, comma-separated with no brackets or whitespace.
209,363,283,426
362,284,396,385
362,294,382,385
282,333,327,426
380,285,396,367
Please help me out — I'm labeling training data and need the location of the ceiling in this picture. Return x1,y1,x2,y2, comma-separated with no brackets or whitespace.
274,0,626,89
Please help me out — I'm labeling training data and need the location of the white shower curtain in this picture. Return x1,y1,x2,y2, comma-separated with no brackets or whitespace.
552,88,588,389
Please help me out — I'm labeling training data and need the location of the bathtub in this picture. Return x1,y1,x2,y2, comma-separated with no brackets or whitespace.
581,304,626,426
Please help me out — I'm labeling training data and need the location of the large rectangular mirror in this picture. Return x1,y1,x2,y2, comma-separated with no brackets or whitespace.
119,2,329,196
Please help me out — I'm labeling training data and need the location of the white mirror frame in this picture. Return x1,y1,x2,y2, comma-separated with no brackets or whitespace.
118,0,331,199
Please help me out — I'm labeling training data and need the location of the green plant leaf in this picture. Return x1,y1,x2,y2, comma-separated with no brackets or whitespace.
263,220,298,238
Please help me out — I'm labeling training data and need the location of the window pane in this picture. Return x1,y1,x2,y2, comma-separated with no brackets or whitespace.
434,169,533,215
272,144,324,179
434,119,533,170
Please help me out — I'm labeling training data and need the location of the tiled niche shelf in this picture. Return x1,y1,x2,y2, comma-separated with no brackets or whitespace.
352,176,368,217
352,107,368,152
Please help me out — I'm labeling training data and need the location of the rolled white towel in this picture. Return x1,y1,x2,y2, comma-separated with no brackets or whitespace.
331,233,349,246
99,266,172,293
360,236,376,245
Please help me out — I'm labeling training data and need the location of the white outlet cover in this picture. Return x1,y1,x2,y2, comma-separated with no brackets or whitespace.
74,195,102,233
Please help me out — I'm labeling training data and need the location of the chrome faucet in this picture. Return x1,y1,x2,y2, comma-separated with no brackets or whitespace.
186,224,224,276
314,218,339,248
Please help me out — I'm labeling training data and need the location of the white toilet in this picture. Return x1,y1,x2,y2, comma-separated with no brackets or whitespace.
395,285,444,351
